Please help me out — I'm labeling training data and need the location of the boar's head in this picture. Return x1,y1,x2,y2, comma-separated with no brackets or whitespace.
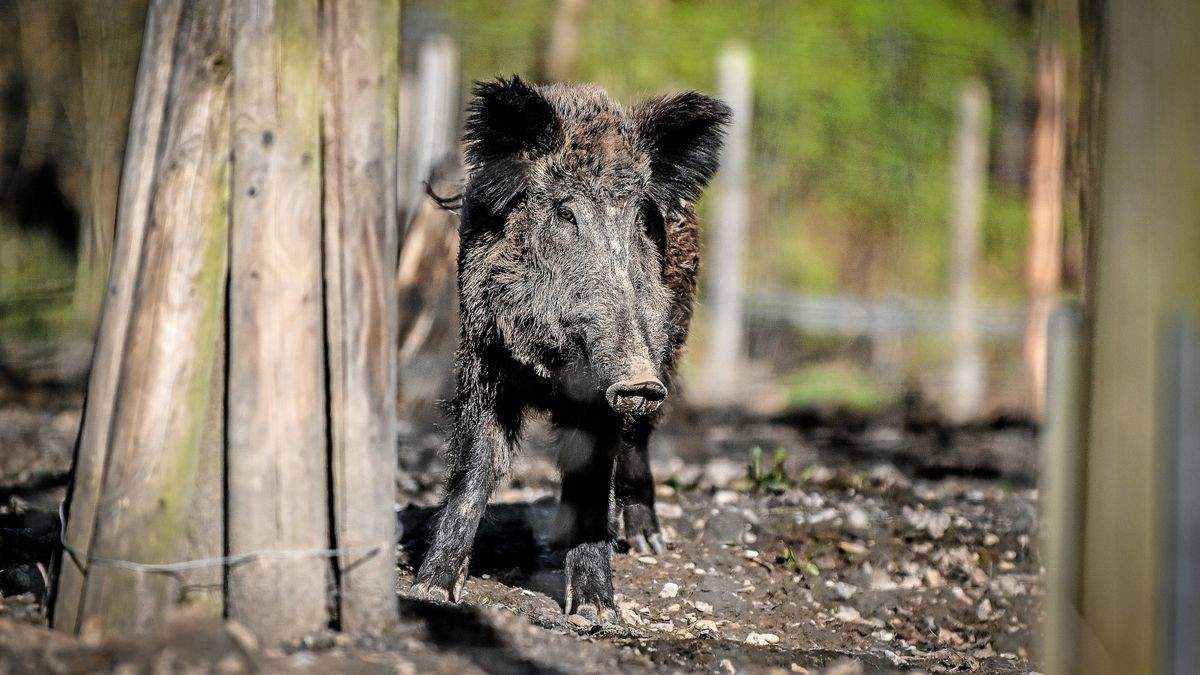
457,76,729,416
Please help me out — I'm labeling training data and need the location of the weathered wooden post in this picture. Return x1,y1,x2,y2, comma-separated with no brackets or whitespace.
226,0,330,641
1069,0,1200,670
54,0,401,642
320,0,401,632
945,80,988,423
1023,43,1066,418
702,43,751,404
1037,1,1200,671
55,0,230,637
401,34,457,222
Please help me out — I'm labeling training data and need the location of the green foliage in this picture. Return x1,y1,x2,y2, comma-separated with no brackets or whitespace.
410,0,1035,299
782,361,900,412
738,445,792,493
0,220,76,342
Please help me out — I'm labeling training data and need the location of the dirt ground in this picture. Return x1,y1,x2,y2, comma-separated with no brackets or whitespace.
0,352,1043,674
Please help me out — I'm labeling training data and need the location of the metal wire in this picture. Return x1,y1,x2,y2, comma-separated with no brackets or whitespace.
58,502,382,575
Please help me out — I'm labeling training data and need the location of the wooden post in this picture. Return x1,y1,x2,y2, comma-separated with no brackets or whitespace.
226,0,330,642
945,80,988,424
1166,319,1199,674
1023,44,1066,418
1074,0,1200,670
402,34,458,223
321,0,401,632
54,0,402,642
75,0,233,639
1039,304,1086,675
703,43,751,404
53,0,187,634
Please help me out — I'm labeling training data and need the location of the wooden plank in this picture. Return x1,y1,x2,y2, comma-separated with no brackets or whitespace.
53,0,185,634
321,0,401,632
226,0,329,643
74,0,233,640
1079,0,1200,670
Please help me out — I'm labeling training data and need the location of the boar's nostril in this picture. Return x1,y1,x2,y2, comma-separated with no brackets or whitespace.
605,378,667,416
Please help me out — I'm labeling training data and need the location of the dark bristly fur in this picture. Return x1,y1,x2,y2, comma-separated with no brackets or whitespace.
411,75,730,623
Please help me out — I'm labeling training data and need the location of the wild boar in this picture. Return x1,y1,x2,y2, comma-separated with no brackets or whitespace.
412,76,728,623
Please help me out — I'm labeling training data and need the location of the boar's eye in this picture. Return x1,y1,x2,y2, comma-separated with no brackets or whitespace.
641,199,668,265
556,205,576,224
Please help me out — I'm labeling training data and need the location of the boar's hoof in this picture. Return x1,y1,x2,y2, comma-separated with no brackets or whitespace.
605,378,667,416
408,580,454,604
569,603,618,626
621,503,666,556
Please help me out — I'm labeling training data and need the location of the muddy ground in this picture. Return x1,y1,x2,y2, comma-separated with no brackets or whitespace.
0,349,1043,674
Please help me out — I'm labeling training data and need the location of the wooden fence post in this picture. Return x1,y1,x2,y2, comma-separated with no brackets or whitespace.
1024,43,1066,418
945,80,989,424
401,34,457,224
52,0,186,634
1074,0,1200,670
74,0,233,639
321,0,401,632
53,0,402,642
703,43,751,404
226,0,330,642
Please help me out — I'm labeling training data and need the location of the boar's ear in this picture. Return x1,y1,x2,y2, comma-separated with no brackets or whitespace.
633,91,731,208
463,75,562,213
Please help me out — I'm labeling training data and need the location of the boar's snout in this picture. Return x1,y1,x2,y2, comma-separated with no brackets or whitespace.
605,365,667,417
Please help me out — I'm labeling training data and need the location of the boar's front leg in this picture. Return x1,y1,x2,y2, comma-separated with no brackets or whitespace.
412,365,517,602
614,419,664,555
556,424,620,623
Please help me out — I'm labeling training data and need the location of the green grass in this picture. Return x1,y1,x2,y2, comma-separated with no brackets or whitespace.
0,220,78,343
781,361,899,412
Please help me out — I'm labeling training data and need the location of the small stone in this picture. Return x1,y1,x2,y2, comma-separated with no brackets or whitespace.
693,618,719,633
834,606,862,623
838,541,869,557
983,533,1000,546
714,490,739,505
638,555,658,565
743,549,760,559
621,608,646,626
745,632,771,646
656,502,684,519
695,600,714,614
660,582,679,598
827,580,858,600
567,615,593,628
924,568,944,587
846,508,870,531
719,658,736,674
976,597,993,621
761,633,780,644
